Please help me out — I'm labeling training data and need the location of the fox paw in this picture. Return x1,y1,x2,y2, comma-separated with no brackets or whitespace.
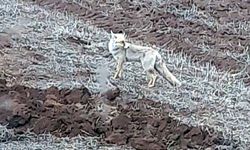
147,84,155,88
173,81,182,87
112,76,118,80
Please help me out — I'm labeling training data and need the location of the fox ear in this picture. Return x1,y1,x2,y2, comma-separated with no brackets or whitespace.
123,32,127,39
110,31,114,38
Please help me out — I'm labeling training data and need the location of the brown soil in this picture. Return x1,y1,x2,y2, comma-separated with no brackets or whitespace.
0,33,12,50
0,79,235,149
27,0,250,85
0,0,247,149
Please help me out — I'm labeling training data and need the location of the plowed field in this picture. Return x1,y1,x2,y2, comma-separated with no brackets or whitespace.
0,0,249,149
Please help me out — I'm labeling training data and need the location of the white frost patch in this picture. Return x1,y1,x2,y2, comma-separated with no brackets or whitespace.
0,0,249,148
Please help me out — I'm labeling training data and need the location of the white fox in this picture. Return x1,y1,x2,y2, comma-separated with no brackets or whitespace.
108,31,181,88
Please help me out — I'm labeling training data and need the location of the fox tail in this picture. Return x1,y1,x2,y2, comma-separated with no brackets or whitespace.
155,60,181,87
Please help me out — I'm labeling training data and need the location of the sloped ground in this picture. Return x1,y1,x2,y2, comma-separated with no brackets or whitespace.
0,0,249,149
0,79,233,149
0,126,132,150
29,0,250,85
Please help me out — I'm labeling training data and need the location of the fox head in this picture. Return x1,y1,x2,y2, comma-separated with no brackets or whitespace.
110,31,127,44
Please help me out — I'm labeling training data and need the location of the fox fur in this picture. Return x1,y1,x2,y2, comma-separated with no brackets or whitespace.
108,31,181,88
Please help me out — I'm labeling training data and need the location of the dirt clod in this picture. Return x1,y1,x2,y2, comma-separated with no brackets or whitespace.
0,80,235,149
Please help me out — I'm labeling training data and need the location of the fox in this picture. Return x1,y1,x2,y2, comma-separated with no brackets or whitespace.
108,31,181,88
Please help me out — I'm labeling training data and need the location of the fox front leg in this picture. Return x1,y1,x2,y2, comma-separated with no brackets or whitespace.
113,60,124,79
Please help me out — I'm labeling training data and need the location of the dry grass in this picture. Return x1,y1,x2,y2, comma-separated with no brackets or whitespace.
0,125,134,150
0,0,250,149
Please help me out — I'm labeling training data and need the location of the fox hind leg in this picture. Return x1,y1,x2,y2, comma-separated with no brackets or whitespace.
141,53,158,88
146,69,157,88
151,72,157,87
146,71,155,87
146,72,152,85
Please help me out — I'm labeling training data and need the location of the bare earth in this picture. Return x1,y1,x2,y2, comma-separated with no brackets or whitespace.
0,0,250,149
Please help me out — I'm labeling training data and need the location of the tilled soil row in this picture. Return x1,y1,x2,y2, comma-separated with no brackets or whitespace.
25,0,250,85
0,79,237,149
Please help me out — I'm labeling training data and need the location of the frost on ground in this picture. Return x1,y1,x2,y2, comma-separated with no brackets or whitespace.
0,0,250,149
0,126,133,150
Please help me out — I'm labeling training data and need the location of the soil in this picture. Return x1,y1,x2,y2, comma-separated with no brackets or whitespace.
0,0,247,149
0,33,12,50
0,79,235,149
28,0,250,85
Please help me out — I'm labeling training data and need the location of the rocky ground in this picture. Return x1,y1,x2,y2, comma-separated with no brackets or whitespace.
0,0,249,149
